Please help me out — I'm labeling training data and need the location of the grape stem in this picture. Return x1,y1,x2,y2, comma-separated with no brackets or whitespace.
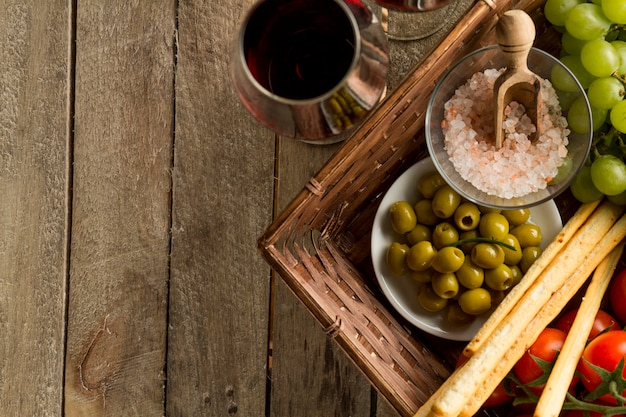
613,71,626,87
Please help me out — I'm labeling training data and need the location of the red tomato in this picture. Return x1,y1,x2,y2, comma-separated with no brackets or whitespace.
513,327,576,394
579,330,626,404
555,309,621,339
456,354,512,407
610,269,626,323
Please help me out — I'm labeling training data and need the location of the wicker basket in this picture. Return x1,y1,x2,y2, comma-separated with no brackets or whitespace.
258,0,584,415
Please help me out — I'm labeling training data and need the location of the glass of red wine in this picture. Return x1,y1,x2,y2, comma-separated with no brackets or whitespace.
373,0,459,41
232,0,390,144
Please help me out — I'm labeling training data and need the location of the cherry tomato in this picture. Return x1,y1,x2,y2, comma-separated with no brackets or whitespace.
513,327,577,394
610,269,626,323
579,330,626,404
456,354,512,407
555,309,621,339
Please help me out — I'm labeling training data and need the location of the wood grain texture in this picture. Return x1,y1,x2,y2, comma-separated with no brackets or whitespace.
166,0,275,416
64,2,175,415
0,2,70,415
270,140,376,417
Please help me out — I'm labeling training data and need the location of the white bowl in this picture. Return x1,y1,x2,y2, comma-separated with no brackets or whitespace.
371,157,563,341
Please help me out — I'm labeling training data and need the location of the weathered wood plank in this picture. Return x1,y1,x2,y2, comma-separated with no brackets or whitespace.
0,1,70,415
64,2,175,415
166,0,275,415
269,139,376,417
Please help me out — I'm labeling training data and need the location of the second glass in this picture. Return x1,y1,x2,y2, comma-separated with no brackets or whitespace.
232,0,390,144
374,0,459,41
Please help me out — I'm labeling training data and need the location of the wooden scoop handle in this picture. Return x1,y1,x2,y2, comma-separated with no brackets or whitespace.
496,10,536,72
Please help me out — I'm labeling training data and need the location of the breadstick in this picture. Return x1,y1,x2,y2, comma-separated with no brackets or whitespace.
463,200,601,357
534,242,625,417
460,213,626,417
418,202,625,417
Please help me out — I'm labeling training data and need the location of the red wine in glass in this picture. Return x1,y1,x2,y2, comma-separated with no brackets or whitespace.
232,0,389,143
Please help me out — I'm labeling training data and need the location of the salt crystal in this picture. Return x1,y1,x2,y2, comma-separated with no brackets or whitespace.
441,68,569,198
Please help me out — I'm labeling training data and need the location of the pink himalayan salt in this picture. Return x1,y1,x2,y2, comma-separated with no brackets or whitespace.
442,68,569,199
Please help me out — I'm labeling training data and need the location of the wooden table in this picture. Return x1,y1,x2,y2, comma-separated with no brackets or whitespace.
2,0,474,415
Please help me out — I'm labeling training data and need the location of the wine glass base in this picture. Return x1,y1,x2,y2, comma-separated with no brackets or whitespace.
380,0,460,41
296,84,388,145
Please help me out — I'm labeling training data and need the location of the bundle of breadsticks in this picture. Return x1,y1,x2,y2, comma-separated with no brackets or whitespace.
414,199,626,417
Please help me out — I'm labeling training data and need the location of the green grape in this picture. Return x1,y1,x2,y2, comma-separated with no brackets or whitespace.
581,39,620,77
565,3,613,40
602,0,626,24
587,77,624,109
549,157,573,185
610,99,626,133
545,0,585,27
608,189,626,205
553,55,596,91
567,96,592,133
556,88,581,111
611,40,626,74
562,31,588,55
591,105,609,131
590,154,626,195
570,165,605,203
567,55,598,89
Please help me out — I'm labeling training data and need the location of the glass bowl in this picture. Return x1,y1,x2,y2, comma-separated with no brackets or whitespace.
425,45,592,209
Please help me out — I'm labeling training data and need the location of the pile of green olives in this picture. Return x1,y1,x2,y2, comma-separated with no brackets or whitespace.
385,171,544,325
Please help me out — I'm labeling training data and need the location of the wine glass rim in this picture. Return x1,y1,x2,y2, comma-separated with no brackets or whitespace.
236,0,362,105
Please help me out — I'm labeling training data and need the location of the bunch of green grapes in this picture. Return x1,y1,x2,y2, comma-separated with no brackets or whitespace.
544,0,626,204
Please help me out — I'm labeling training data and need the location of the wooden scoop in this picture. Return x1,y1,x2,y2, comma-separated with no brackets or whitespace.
493,10,542,149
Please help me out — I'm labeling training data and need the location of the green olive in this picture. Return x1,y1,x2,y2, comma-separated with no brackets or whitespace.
389,201,417,234
432,185,461,219
453,202,481,231
432,222,459,249
431,246,465,273
520,246,542,273
478,212,510,241
406,224,432,246
478,205,501,214
409,269,434,283
431,272,460,299
470,243,505,269
447,302,476,324
458,288,492,315
386,242,410,275
488,288,506,307
511,223,542,248
459,229,480,253
485,264,515,291
407,241,437,272
456,257,484,289
418,171,446,199
414,199,439,226
502,208,531,226
509,264,523,286
417,284,448,312
501,233,522,266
